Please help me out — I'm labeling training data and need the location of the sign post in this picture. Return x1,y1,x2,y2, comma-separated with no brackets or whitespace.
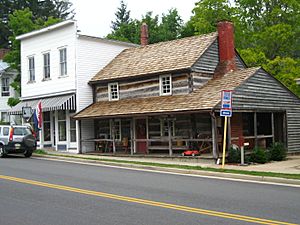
220,90,233,169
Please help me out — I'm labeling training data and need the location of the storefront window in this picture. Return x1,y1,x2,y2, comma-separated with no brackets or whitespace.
43,112,51,141
70,118,76,142
58,111,66,141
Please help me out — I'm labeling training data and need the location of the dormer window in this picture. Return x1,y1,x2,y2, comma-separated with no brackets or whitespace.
159,75,172,96
108,82,119,101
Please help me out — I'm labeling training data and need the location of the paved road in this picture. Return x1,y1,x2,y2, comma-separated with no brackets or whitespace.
0,156,299,225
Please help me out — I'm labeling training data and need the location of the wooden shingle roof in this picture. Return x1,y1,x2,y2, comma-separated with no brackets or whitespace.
90,32,218,82
75,67,260,119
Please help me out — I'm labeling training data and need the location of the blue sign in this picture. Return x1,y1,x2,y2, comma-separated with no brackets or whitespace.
220,109,232,117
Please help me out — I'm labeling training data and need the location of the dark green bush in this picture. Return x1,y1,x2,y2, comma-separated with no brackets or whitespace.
250,147,269,164
227,147,241,163
268,142,287,161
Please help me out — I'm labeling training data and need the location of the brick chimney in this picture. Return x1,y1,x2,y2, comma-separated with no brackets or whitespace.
214,21,237,78
140,23,149,46
0,49,9,60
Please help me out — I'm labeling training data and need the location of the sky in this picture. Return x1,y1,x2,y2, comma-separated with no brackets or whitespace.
70,0,197,38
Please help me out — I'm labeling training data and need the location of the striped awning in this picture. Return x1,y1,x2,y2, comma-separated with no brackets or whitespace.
9,94,76,115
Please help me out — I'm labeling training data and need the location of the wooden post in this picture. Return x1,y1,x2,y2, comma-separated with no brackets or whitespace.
112,119,116,154
146,117,149,154
271,113,275,143
254,112,258,147
211,112,219,159
130,119,134,155
168,120,173,156
78,120,82,154
133,119,136,153
283,112,287,149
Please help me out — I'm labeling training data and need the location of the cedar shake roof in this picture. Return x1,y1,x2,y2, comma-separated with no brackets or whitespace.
75,67,260,119
90,32,218,82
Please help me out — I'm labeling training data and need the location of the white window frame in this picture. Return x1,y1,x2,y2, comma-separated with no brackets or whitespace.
59,48,67,76
1,77,10,97
160,119,175,136
159,74,172,96
43,52,50,79
108,82,119,101
28,56,35,82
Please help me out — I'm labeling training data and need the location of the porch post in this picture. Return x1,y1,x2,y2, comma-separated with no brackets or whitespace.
168,120,173,156
78,120,82,154
130,119,134,155
146,117,149,154
211,112,219,159
254,112,258,147
112,119,116,154
271,112,275,143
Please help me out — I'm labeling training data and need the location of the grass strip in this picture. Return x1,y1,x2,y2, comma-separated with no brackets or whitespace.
34,150,300,180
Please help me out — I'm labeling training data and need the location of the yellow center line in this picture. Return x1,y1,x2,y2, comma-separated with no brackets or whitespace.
0,175,297,225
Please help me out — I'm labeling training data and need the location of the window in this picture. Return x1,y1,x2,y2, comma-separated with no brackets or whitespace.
59,48,67,76
70,118,76,142
111,120,121,140
108,83,119,101
28,57,35,81
1,112,9,122
160,119,175,136
58,111,66,141
159,75,172,96
43,52,50,79
1,78,9,96
3,127,9,136
43,112,51,141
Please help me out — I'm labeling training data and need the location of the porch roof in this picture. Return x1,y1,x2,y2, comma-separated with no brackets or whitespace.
74,67,259,119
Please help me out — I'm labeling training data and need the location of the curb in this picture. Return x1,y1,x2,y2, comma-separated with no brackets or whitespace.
33,154,300,186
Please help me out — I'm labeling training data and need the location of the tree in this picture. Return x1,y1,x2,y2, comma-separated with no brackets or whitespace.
3,9,61,106
111,0,131,31
0,0,73,48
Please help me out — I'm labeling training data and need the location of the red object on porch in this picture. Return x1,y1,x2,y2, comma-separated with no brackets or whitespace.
238,135,245,148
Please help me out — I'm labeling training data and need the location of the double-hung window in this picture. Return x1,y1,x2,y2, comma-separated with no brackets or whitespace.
28,56,35,81
108,82,119,101
159,75,172,96
1,78,10,96
43,52,50,79
59,48,67,76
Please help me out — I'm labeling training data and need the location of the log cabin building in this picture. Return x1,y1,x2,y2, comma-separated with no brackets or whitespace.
74,21,300,158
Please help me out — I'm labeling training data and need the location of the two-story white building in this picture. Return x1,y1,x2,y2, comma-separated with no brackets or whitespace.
0,50,19,124
9,20,136,152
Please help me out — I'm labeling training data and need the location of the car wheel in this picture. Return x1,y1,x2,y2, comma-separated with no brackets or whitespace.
0,145,7,158
24,149,33,158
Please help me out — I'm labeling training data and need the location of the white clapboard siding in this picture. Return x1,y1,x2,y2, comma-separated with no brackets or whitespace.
20,23,77,98
76,36,132,111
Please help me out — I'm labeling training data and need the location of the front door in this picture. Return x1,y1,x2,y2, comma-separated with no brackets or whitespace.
135,119,147,154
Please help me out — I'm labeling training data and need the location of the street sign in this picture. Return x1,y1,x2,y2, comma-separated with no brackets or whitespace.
220,90,233,117
220,109,232,117
22,106,32,119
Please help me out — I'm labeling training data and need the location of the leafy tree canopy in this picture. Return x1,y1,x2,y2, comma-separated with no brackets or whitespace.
0,0,73,48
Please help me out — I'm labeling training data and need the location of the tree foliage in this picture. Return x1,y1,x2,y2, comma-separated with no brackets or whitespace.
3,9,61,106
0,0,74,48
107,2,184,44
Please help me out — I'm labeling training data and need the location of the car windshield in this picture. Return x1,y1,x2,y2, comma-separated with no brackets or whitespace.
13,127,32,136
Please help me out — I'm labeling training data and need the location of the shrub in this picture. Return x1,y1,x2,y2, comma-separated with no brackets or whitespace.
227,147,241,163
268,142,287,161
250,147,269,164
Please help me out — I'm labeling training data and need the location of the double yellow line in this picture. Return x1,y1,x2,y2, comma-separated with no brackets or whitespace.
0,174,297,225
